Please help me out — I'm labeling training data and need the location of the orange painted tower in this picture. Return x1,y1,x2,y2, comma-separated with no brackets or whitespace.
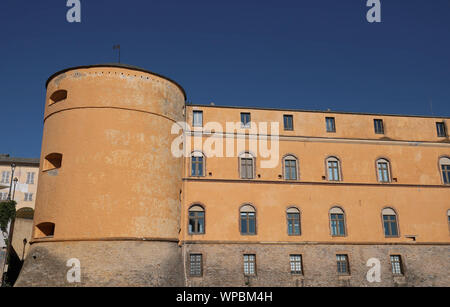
16,64,186,286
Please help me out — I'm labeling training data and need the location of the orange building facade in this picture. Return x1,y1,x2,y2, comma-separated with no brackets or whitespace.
16,64,450,287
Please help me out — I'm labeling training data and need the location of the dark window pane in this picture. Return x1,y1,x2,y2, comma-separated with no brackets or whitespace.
241,113,251,127
437,122,447,137
374,119,384,134
326,117,336,132
284,115,293,130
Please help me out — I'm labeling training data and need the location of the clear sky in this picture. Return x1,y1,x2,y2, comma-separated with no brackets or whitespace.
0,0,449,158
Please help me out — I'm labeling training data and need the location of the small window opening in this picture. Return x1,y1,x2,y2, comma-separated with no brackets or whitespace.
35,222,55,238
49,90,67,105
43,153,63,172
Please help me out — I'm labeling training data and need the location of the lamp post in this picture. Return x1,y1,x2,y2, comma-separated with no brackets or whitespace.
12,178,18,201
22,238,27,261
7,163,16,201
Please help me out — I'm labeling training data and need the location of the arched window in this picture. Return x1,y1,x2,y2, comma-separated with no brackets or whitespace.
240,204,256,235
439,157,450,185
188,205,205,234
283,155,298,180
16,207,34,220
326,157,341,181
376,158,391,183
382,208,399,237
330,207,346,236
239,153,255,179
191,151,205,177
286,207,301,236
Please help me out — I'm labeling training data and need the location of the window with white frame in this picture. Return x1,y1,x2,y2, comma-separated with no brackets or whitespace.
326,157,341,181
390,255,403,275
382,208,399,237
283,155,298,180
189,254,203,277
290,255,303,275
330,207,346,236
193,110,203,127
243,254,256,276
439,157,450,185
1,171,10,184
376,158,391,183
239,153,254,179
26,172,35,184
191,152,205,177
24,193,33,202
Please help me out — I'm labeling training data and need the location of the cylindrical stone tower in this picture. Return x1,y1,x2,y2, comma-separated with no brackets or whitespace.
16,64,186,286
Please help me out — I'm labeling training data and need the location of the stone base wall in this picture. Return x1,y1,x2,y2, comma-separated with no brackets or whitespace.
184,243,450,287
15,240,184,287
14,241,449,287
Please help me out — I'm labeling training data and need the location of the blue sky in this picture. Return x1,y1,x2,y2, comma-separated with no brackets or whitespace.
0,0,449,158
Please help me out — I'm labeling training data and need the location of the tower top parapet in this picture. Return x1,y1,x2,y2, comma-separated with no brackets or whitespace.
45,63,187,101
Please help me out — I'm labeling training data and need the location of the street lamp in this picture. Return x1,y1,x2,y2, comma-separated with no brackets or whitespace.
22,238,27,261
12,178,18,201
7,163,16,201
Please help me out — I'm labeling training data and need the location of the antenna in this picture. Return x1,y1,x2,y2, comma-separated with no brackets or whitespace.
429,99,434,116
113,45,121,63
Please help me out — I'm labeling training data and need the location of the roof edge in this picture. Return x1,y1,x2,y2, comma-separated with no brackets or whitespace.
45,64,187,101
187,103,450,120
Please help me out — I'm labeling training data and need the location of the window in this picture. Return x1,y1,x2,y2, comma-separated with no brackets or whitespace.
290,255,303,275
382,208,399,237
191,152,205,177
24,193,33,202
188,205,205,234
330,207,346,236
390,255,403,275
287,207,301,236
283,155,298,180
26,172,35,184
374,119,384,134
436,122,447,137
336,254,350,275
326,157,341,181
189,254,203,277
35,222,55,238
193,110,203,127
241,113,251,128
376,159,391,183
283,115,293,131
0,192,8,200
243,254,256,276
43,153,63,172
239,153,254,179
49,90,67,105
240,205,256,235
439,157,450,185
326,117,336,132
1,171,10,184
447,210,450,231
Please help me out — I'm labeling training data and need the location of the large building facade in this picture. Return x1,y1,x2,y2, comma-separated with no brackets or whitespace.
0,155,39,265
16,64,450,287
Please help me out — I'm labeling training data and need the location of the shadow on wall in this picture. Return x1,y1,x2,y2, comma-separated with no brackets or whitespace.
4,207,34,287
